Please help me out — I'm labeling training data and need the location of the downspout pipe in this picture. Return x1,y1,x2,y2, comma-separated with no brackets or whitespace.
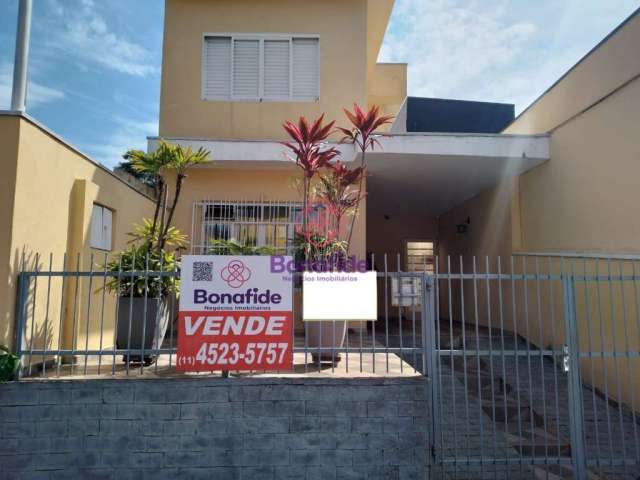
11,0,33,112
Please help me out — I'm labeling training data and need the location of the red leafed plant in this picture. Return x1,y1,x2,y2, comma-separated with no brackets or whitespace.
282,115,338,246
338,104,394,248
316,160,365,236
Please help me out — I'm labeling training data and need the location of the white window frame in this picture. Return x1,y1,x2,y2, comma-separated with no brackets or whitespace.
201,33,321,103
90,204,114,251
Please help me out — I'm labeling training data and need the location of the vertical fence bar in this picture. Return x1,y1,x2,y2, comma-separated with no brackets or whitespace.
583,258,603,476
423,273,440,469
548,256,562,462
384,254,389,373
55,253,67,377
484,257,498,469
510,256,524,474
70,253,81,376
616,259,636,470
595,258,615,466
459,256,471,468
112,255,123,375
521,257,536,464
83,253,95,375
41,253,53,377
446,256,458,475
471,257,485,473
630,261,640,463
607,259,627,472
371,253,375,374
562,275,587,479
98,253,108,375
27,252,39,376
497,257,509,468
15,272,29,380
397,253,403,374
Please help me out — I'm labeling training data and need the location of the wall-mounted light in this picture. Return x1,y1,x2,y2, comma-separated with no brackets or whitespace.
456,217,471,234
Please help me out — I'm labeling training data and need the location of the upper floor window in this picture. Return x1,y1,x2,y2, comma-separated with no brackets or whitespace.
203,34,320,102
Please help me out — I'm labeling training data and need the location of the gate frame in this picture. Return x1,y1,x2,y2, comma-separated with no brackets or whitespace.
423,270,590,478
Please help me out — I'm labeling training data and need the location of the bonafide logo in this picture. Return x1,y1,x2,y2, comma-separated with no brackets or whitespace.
221,260,252,288
270,255,369,274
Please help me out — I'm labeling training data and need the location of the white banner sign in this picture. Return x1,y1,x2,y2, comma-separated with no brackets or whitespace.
302,271,377,321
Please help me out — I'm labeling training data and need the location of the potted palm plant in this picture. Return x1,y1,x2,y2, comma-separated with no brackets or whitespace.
106,141,209,365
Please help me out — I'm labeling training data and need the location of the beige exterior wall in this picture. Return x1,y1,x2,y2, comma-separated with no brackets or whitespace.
433,11,640,408
159,0,403,140
367,211,436,270
169,167,366,259
0,115,155,352
168,166,366,332
368,63,407,128
519,75,640,253
160,0,366,140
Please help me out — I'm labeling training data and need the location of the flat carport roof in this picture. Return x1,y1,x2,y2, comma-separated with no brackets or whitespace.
148,133,550,218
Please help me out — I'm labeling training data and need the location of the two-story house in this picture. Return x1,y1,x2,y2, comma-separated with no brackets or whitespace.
150,0,407,263
149,0,551,275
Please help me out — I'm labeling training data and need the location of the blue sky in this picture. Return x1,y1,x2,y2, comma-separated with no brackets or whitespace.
1,0,639,169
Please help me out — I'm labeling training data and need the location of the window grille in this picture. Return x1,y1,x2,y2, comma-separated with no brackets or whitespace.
191,200,305,255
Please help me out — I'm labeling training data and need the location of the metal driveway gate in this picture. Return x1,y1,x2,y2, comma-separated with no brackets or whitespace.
423,256,640,479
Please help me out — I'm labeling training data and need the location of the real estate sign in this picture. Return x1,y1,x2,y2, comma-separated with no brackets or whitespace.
177,256,293,371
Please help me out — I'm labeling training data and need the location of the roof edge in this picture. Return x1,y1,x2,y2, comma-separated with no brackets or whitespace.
504,5,640,131
0,110,155,202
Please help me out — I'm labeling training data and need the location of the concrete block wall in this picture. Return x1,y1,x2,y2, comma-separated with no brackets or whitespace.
0,377,428,479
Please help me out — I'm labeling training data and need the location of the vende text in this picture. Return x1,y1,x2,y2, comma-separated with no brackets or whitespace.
177,311,292,371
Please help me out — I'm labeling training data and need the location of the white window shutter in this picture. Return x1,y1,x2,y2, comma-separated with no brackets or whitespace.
102,207,113,251
263,40,290,99
292,38,319,100
203,37,232,99
233,39,260,99
90,205,103,249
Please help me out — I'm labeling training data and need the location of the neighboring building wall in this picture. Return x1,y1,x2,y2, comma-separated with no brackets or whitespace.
434,10,640,409
0,377,429,479
0,114,155,352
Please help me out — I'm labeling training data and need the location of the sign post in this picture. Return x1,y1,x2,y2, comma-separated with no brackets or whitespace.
177,256,293,371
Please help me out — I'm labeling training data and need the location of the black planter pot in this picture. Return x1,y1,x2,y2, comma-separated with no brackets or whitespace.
116,297,170,365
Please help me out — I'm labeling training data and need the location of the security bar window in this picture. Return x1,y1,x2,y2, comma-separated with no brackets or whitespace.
406,241,435,273
192,200,305,255
90,204,113,251
392,241,434,307
203,34,320,102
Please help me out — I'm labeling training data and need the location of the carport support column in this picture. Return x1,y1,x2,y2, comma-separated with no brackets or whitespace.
562,276,587,479
11,0,33,112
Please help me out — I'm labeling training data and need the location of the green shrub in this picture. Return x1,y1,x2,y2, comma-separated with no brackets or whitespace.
0,345,19,382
